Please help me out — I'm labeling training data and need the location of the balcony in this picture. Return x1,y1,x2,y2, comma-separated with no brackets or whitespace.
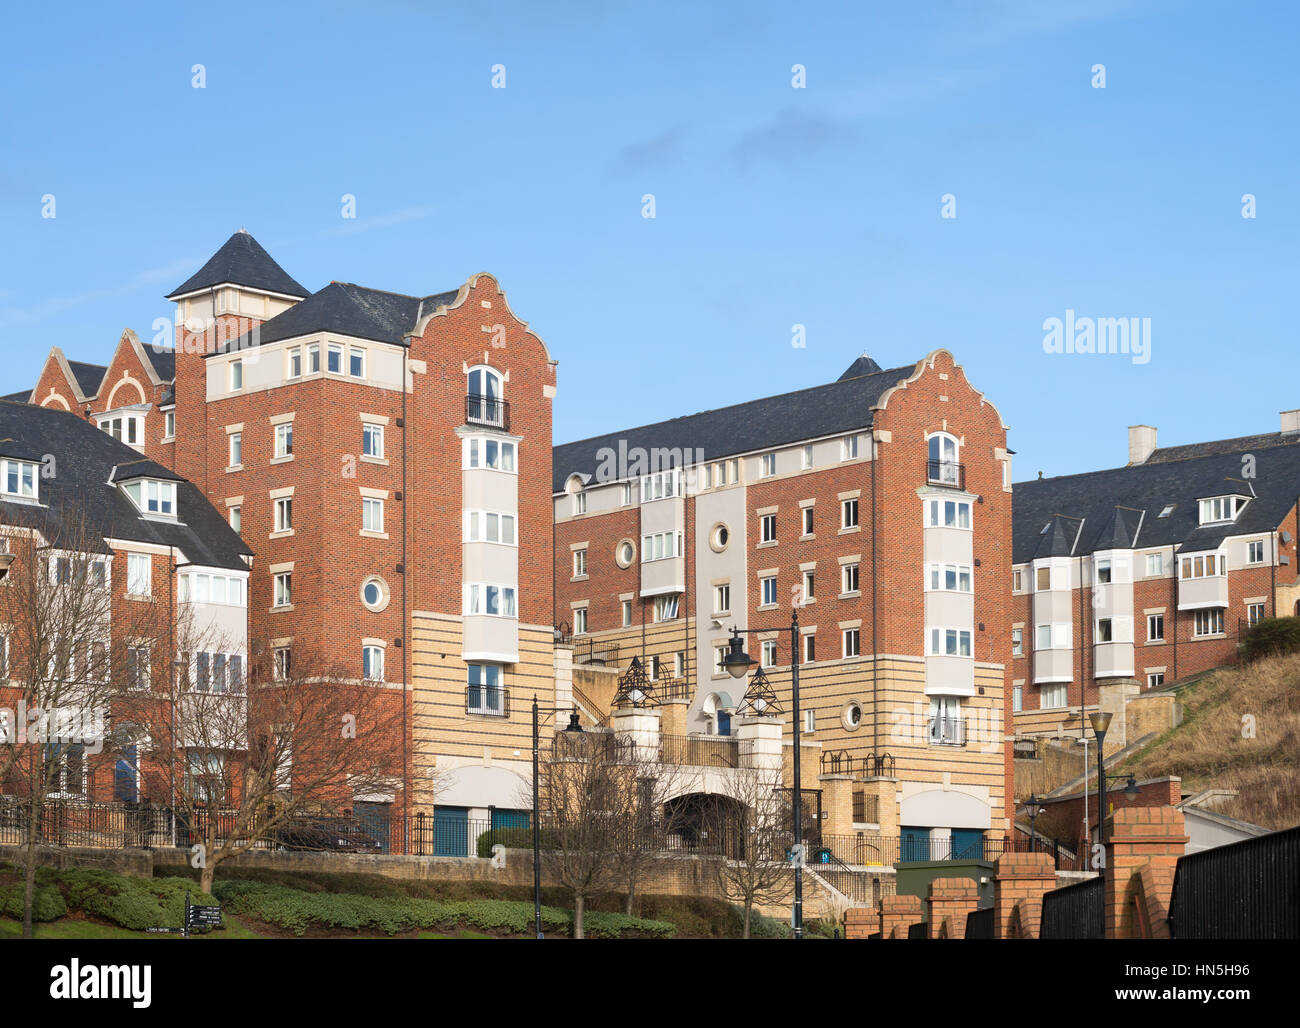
466,394,509,430
925,459,965,490
927,716,966,747
466,686,509,717
660,734,741,768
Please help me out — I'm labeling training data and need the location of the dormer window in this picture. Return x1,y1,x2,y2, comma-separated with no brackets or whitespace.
122,479,177,518
467,366,505,428
1,459,38,500
1198,495,1246,525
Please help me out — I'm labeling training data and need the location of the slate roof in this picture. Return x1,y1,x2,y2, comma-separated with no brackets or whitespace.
217,281,461,354
1143,431,1300,464
552,357,919,493
145,347,176,383
67,361,108,398
0,401,252,570
0,390,30,403
1012,436,1300,564
166,230,310,300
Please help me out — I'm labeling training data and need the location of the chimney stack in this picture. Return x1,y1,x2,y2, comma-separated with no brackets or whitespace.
1128,425,1157,464
1281,410,1300,436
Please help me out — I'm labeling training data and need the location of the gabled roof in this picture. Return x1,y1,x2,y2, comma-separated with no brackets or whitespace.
551,357,918,492
144,347,176,383
166,230,309,300
1143,432,1300,464
67,360,108,398
216,281,460,354
1012,437,1300,564
0,400,252,570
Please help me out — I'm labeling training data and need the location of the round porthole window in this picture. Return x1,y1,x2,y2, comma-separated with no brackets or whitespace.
361,576,391,613
709,523,730,553
615,538,636,568
842,701,863,731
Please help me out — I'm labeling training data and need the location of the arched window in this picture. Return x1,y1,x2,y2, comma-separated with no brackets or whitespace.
927,433,961,486
467,366,505,427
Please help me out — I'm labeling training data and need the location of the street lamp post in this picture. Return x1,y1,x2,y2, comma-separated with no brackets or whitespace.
721,609,805,939
1088,711,1113,864
1026,794,1044,852
532,696,583,940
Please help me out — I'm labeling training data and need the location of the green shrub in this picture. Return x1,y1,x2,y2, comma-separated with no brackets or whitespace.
582,910,674,939
474,826,561,857
0,882,67,922
49,869,216,931
1241,617,1300,662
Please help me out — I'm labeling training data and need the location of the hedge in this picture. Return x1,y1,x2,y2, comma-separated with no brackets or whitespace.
1240,616,1300,662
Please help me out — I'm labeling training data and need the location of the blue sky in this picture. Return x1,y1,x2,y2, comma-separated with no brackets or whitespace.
2,0,1296,479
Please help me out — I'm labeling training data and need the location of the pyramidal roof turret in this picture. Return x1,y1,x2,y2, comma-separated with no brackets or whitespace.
166,229,310,300
837,354,883,380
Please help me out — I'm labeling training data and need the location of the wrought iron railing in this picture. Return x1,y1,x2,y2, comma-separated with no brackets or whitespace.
660,734,740,768
927,716,966,747
819,750,896,778
466,393,509,430
466,685,509,717
572,636,620,666
1168,824,1300,939
925,459,965,490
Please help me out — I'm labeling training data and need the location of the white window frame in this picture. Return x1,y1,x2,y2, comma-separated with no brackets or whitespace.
1193,609,1225,637
841,435,859,461
1147,613,1164,641
841,562,859,595
714,584,731,614
1145,552,1163,577
327,343,344,374
466,583,518,618
229,432,242,468
1247,540,1265,564
653,594,680,622
927,562,973,593
464,436,517,473
274,422,293,459
842,628,861,658
760,513,776,543
229,360,243,391
926,627,973,657
1,459,39,500
572,607,588,635
760,453,776,478
925,498,972,530
274,496,293,533
362,497,384,534
761,639,777,668
362,422,384,459
363,645,385,682
760,576,777,606
126,552,151,597
1011,627,1023,657
572,548,587,577
274,572,292,609
841,498,859,529
287,345,302,379
348,346,366,379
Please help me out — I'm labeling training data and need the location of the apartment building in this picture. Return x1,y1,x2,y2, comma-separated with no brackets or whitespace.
15,231,560,843
1011,418,1300,742
553,350,1014,858
0,399,252,803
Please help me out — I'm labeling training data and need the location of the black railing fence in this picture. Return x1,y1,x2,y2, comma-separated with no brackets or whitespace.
925,459,966,490
1168,824,1300,939
965,906,995,939
466,393,509,429
660,734,741,768
1040,876,1104,939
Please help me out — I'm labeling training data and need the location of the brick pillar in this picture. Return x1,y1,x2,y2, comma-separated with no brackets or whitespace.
843,907,875,940
926,877,981,939
818,775,854,837
659,698,689,737
993,852,1055,939
879,893,923,939
736,716,783,785
1103,806,1188,939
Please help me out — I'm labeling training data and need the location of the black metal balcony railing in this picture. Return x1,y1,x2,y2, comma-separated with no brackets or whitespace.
927,716,966,747
572,636,620,666
659,734,740,768
925,458,966,490
466,686,509,717
819,750,896,779
466,393,509,430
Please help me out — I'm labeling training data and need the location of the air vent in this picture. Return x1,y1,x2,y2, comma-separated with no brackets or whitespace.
394,491,403,501
395,417,404,428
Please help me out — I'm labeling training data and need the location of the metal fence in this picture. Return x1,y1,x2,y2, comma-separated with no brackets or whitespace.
1169,824,1300,939
819,832,1011,866
659,734,741,768
1039,876,1103,939
965,907,995,939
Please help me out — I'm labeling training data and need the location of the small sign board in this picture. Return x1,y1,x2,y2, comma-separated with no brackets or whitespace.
187,904,223,929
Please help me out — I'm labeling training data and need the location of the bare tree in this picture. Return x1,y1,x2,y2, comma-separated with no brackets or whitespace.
123,638,404,894
702,769,795,939
611,748,701,917
0,507,165,938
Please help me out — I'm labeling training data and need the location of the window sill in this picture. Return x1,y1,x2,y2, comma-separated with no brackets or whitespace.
360,455,389,466
757,603,778,612
125,593,153,603
1145,639,1167,646
839,591,861,600
270,604,295,613
570,575,589,583
269,530,294,540
270,455,294,465
360,530,389,540
800,533,815,542
714,609,731,618
838,526,861,535
1192,633,1227,640
225,465,243,474
756,540,777,549
161,436,175,444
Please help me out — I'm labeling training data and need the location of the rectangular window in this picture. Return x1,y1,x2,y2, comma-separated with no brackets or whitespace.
274,572,292,608
801,445,813,470
573,491,587,515
1097,618,1114,643
926,498,971,529
229,505,241,532
1,459,38,499
274,646,292,681
714,584,730,614
1194,609,1224,637
640,470,679,502
468,584,517,618
760,576,777,606
363,423,384,458
466,437,516,472
801,569,815,601
363,645,384,682
229,432,242,467
1199,496,1244,524
288,346,302,379
1096,559,1112,585
230,360,243,390
1013,569,1023,592
641,531,681,562
842,562,859,594
164,410,176,438
1181,553,1226,579
362,497,384,533
621,483,632,505
621,599,632,627
842,628,861,658
349,347,366,379
1147,672,1165,689
1247,602,1266,626
760,453,776,477
1041,682,1068,709
327,343,343,374
1011,627,1023,657
127,553,151,596
760,513,776,543
802,633,815,664
274,423,293,459
126,646,150,691
467,663,505,716
572,548,587,577
761,639,777,668
841,435,859,460
1247,540,1265,564
653,594,680,622
1012,685,1023,712
802,507,814,536
572,607,588,634
927,628,972,657
1145,552,1163,576
1147,613,1165,641
927,563,973,592
307,343,321,374
274,496,293,533
1036,624,1052,650
1036,566,1052,591
841,499,859,529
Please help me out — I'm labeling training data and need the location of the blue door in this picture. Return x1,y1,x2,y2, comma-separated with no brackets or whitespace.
717,712,732,737
434,806,469,856
114,746,139,803
900,826,930,862
951,828,984,861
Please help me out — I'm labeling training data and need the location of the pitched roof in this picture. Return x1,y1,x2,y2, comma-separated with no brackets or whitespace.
217,281,460,353
144,347,176,383
166,230,310,300
552,357,918,492
838,354,883,380
1143,431,1300,464
0,390,31,403
0,400,252,570
1012,436,1300,564
67,360,108,398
